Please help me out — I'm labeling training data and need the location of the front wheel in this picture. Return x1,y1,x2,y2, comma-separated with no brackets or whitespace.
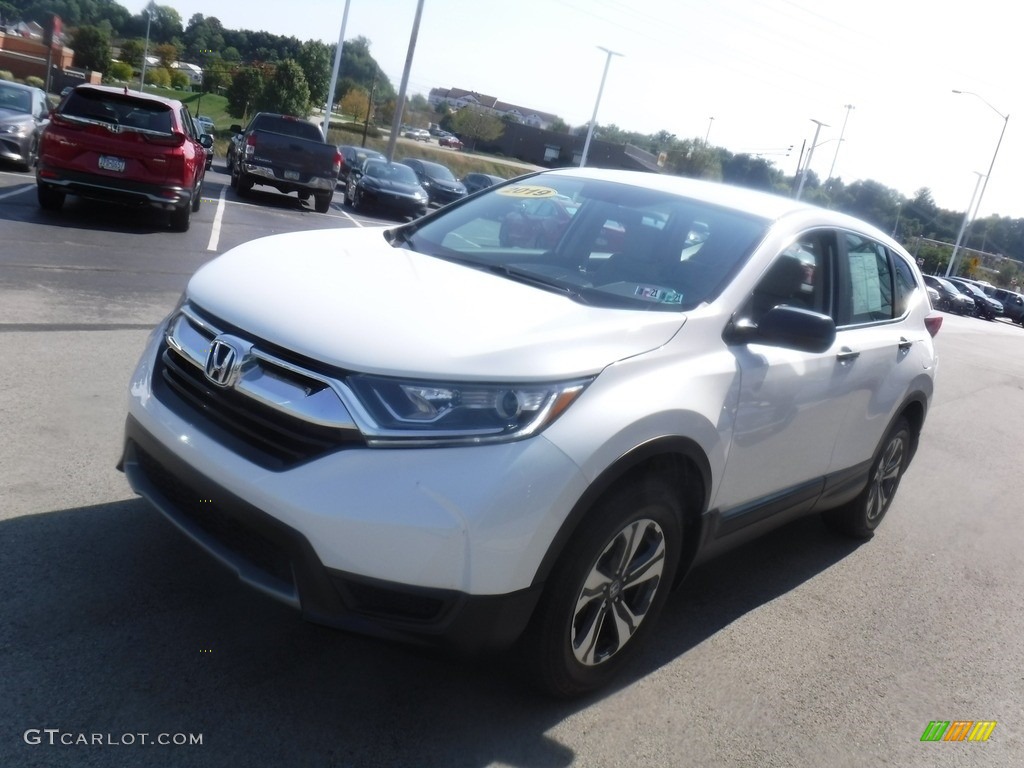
823,417,910,538
522,477,682,698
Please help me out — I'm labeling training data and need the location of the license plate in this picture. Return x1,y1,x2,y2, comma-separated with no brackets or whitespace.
284,170,300,181
98,155,125,172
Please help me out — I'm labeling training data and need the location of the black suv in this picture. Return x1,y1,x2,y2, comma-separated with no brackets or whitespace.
986,287,1024,324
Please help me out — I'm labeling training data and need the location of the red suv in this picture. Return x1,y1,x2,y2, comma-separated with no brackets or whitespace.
36,85,212,231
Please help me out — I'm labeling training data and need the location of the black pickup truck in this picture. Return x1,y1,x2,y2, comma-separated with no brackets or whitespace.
227,113,340,212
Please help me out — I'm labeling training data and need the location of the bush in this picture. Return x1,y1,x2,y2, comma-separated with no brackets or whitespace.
108,61,133,81
25,76,44,89
145,67,171,88
169,70,191,90
0,70,13,81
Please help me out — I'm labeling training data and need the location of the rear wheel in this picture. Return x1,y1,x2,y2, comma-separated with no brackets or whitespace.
237,173,252,196
823,417,910,538
37,184,64,212
314,193,332,213
522,477,682,698
169,202,191,232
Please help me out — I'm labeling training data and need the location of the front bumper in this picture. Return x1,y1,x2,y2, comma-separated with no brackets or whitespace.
119,327,588,648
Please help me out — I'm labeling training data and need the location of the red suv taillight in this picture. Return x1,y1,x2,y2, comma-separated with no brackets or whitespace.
924,314,943,337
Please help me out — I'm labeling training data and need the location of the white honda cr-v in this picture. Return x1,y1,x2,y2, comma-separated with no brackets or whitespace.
119,168,940,697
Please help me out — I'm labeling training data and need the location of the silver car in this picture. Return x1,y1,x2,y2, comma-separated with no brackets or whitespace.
0,80,49,171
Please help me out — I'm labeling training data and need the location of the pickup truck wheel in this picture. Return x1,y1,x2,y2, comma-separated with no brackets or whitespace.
522,477,682,698
169,202,191,232
822,417,910,538
314,193,332,213
298,192,311,201
237,173,252,196
37,184,64,212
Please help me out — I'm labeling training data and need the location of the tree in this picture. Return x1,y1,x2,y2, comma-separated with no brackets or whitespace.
259,59,311,116
145,67,171,87
226,68,264,120
297,40,330,107
450,108,504,149
71,25,111,72
155,42,178,69
340,86,370,123
119,39,145,68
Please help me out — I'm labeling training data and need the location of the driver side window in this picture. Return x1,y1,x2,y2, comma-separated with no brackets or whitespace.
742,231,835,324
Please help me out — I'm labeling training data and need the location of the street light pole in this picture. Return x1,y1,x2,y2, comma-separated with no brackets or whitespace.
827,103,854,180
945,90,1010,277
704,116,715,146
579,46,622,168
795,118,828,200
139,3,152,91
946,171,985,277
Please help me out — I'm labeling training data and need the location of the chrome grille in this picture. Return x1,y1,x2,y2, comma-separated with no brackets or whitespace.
155,304,364,468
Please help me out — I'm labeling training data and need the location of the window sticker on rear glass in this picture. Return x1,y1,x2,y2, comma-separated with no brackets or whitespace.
635,286,684,304
496,185,557,199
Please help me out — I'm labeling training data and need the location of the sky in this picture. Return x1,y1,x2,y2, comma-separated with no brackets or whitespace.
128,0,1022,219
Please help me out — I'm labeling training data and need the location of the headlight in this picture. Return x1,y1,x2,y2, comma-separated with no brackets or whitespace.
0,122,28,136
345,374,592,446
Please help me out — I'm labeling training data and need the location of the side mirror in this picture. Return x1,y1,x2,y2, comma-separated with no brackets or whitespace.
724,305,836,353
199,134,214,149
229,124,242,134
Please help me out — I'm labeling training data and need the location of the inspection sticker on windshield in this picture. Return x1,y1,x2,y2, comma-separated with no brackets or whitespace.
496,185,557,198
635,286,683,304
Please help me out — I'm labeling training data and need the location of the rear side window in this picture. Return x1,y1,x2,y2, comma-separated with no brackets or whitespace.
251,115,324,142
843,233,893,324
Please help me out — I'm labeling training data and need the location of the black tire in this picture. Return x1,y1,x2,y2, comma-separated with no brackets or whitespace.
314,193,332,213
169,202,191,232
298,192,311,202
237,173,252,196
191,183,203,212
823,417,911,538
522,477,682,698
37,184,64,212
351,189,362,211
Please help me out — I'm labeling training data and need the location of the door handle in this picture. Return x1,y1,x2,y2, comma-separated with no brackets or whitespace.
898,337,913,351
836,348,860,363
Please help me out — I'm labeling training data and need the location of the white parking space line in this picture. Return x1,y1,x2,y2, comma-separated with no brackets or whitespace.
0,184,32,201
206,186,227,252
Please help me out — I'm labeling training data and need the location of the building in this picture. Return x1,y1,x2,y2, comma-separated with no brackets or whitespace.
428,87,559,130
0,19,100,92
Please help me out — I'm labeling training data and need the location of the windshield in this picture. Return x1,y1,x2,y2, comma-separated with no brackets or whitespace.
365,161,419,184
422,162,456,182
0,84,32,114
397,174,768,311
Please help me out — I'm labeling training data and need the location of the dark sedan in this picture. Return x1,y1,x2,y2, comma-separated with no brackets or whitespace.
343,158,429,219
337,145,384,189
947,277,1002,320
399,157,467,206
0,80,50,171
923,275,974,315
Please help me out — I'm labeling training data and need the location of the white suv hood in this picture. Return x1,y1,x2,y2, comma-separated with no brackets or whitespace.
187,227,686,379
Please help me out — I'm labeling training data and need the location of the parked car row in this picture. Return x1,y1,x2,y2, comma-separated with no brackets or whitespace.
924,273,1024,325
336,147,512,220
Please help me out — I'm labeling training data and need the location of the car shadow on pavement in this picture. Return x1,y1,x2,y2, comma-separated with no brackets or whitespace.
1,499,860,768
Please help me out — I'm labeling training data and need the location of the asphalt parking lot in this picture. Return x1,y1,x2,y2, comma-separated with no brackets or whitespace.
2,165,1023,768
